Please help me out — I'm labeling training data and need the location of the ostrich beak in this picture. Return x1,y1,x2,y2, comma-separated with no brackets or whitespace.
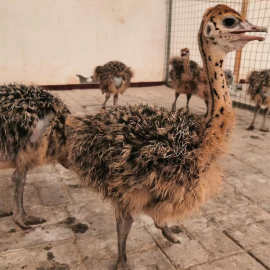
231,21,267,42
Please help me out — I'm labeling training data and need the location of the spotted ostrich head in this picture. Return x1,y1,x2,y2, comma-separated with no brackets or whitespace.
199,5,267,55
180,48,190,59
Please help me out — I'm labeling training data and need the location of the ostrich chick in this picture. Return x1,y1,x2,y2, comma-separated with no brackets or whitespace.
169,48,208,112
247,69,270,132
92,61,133,109
224,69,234,89
0,5,267,270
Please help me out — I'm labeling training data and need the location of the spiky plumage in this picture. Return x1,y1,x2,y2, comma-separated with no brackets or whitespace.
64,104,223,224
68,105,203,191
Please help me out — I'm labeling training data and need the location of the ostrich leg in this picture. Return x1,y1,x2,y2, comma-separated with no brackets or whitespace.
172,92,180,112
102,93,111,109
114,206,133,270
12,168,46,229
259,108,269,132
186,93,192,111
247,104,260,130
113,94,119,107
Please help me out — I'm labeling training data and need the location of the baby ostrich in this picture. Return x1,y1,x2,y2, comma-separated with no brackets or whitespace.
0,5,266,270
169,48,208,112
224,69,234,89
247,69,270,131
91,61,133,109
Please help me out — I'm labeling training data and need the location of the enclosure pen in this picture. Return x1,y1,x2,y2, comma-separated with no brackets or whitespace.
166,0,270,109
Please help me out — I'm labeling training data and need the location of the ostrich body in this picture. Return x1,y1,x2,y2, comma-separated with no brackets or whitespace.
0,84,70,226
224,69,234,88
170,48,208,112
247,69,270,131
92,61,133,109
0,5,266,270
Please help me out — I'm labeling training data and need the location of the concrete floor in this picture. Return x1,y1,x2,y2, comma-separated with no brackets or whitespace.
0,86,269,270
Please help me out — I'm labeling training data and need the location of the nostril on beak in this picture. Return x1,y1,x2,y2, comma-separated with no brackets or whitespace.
255,26,268,32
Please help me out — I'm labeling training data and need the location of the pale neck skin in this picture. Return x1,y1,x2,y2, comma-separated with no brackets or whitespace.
198,34,233,126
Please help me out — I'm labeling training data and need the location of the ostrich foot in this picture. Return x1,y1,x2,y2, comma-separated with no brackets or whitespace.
113,261,131,270
247,125,255,130
170,225,183,234
13,215,31,229
0,210,12,218
13,214,46,229
25,215,46,226
156,224,181,244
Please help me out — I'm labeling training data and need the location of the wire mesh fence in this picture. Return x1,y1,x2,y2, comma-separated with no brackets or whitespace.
166,0,270,109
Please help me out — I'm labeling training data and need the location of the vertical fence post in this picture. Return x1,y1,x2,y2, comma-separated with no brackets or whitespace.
233,0,249,83
165,0,173,85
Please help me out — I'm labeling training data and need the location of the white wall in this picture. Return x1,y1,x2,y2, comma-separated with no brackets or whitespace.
0,0,167,84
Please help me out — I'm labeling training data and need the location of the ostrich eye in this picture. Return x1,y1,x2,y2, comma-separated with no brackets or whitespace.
223,17,237,28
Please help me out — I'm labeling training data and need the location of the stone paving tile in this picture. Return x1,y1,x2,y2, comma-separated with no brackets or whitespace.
0,180,41,214
76,226,157,263
28,240,85,270
162,239,209,269
260,219,270,232
36,181,70,207
189,253,267,270
66,201,116,238
193,229,242,260
0,220,74,252
66,184,111,207
225,222,270,250
0,249,36,270
227,174,270,213
200,190,270,231
181,214,216,236
145,226,209,270
25,205,69,226
82,248,174,270
250,243,270,269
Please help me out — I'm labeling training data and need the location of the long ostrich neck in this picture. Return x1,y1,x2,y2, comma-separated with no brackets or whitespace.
198,33,233,127
183,56,191,76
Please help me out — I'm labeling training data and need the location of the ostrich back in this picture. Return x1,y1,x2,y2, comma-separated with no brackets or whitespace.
93,61,133,94
67,105,204,202
94,61,133,83
0,84,70,159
